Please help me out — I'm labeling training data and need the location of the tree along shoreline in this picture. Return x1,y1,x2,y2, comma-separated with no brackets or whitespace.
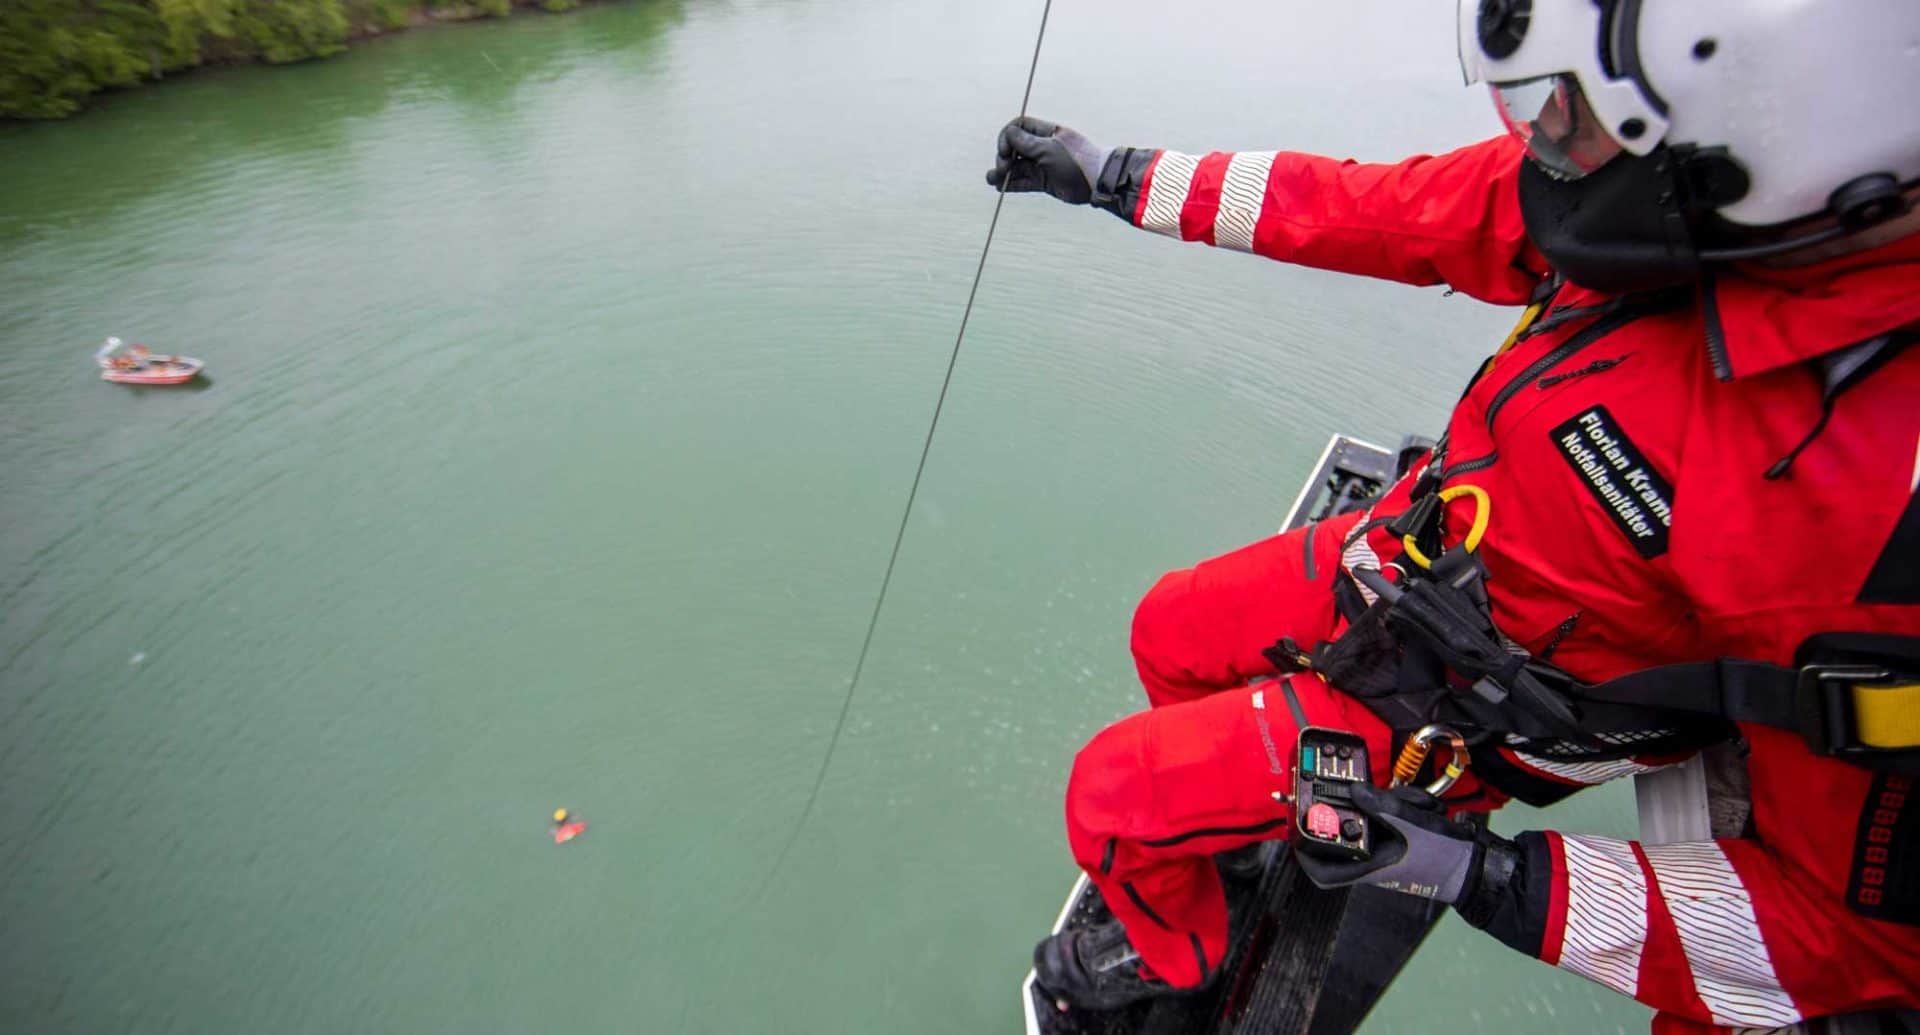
1,1,616,121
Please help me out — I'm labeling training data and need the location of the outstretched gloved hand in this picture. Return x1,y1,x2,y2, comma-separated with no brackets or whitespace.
1294,782,1518,913
986,116,1112,205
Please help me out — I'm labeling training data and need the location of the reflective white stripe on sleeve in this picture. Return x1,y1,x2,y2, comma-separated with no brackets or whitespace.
1643,842,1801,1029
1212,151,1276,252
1558,835,1648,999
1140,151,1199,238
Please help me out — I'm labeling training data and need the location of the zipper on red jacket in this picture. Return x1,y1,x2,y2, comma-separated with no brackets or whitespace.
1535,612,1581,661
1536,355,1630,389
1699,272,1735,382
1446,310,1644,476
1438,302,1670,479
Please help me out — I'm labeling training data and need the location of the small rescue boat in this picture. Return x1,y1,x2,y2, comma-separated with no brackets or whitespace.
95,337,203,386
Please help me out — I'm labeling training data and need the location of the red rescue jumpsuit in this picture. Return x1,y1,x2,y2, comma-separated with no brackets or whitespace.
1066,134,1920,1031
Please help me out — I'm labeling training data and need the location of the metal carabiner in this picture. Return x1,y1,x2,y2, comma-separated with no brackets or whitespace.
1389,723,1471,797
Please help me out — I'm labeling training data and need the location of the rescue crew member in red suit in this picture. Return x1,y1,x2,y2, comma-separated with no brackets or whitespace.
989,1,1920,1030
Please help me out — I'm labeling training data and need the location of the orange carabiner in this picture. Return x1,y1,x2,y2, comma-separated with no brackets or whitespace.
1389,724,1471,797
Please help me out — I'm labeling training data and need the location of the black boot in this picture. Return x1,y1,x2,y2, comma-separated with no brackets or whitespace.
1032,919,1210,1011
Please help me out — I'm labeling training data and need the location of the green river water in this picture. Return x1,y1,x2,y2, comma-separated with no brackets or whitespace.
0,1,1650,1031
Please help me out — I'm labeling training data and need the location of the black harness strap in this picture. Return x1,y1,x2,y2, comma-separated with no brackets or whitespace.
1560,633,1920,775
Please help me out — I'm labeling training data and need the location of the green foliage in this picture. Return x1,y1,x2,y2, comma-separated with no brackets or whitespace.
229,2,350,64
355,0,415,31
0,0,594,119
0,22,92,118
154,0,240,65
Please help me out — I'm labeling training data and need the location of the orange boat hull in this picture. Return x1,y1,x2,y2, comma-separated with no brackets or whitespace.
99,355,203,385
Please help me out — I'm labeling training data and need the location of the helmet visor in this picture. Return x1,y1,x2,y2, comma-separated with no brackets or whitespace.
1491,74,1625,181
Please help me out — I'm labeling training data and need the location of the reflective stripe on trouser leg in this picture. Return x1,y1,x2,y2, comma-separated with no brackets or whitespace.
1642,842,1799,1028
1553,834,1649,998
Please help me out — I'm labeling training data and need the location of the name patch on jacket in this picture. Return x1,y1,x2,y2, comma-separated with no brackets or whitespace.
1849,774,1918,927
1550,406,1674,559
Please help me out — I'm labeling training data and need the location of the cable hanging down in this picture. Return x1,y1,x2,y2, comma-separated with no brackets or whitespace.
751,0,1057,896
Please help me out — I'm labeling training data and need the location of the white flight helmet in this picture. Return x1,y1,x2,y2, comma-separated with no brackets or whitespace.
1459,0,1920,276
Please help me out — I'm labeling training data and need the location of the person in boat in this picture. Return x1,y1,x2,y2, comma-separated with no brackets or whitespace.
99,337,136,370
990,1,1920,1029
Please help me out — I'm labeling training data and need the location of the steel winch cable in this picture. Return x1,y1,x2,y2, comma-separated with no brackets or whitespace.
749,0,1056,899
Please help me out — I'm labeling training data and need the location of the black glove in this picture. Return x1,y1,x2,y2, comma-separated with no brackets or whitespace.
985,116,1112,205
1295,782,1517,912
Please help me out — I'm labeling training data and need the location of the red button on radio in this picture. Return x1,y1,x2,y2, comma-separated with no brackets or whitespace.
1305,802,1342,839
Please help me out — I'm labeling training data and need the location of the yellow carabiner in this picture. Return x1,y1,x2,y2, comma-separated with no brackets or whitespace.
1401,484,1491,570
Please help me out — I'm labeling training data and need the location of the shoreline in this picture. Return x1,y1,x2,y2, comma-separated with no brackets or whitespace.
1,0,618,121
374,0,611,41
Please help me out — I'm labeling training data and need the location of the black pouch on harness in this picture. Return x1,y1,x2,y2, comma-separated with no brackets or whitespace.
1309,596,1401,701
1306,584,1457,733
1381,557,1591,742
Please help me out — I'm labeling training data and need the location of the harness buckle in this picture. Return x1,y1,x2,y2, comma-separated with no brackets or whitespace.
1796,663,1896,757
